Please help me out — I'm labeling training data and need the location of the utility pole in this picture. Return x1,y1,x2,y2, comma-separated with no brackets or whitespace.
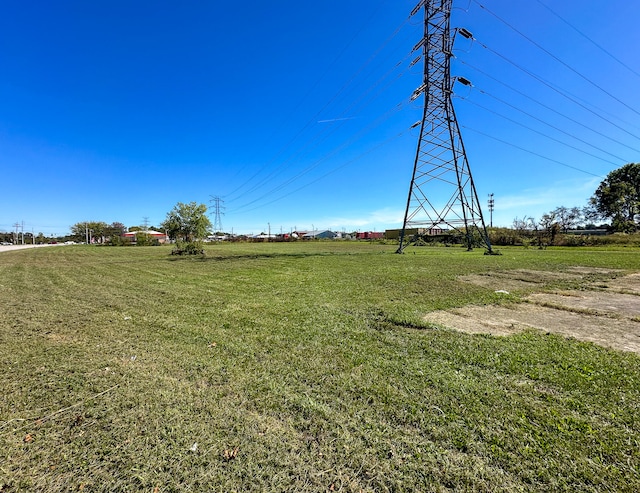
397,0,493,254
209,196,225,234
488,193,495,228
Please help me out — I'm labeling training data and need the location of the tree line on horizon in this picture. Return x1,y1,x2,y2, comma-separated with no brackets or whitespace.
5,163,636,247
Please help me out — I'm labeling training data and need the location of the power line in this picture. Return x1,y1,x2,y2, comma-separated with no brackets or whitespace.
458,59,640,155
472,87,631,162
464,98,622,167
534,0,640,80
223,0,392,195
232,98,407,214
461,125,603,178
223,10,413,203
472,0,640,118
228,58,409,205
226,29,420,211
233,128,409,215
473,40,640,144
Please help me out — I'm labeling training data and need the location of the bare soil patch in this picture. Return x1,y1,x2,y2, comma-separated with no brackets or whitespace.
458,269,585,291
603,273,640,295
425,269,640,354
528,291,640,319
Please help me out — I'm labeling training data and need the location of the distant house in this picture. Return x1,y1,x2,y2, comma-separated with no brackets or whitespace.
356,231,384,240
301,230,339,240
122,230,168,244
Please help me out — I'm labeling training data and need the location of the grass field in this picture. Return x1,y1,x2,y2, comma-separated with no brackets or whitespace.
1,242,639,491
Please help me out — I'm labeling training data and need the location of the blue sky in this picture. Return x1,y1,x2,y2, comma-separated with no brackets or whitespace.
1,0,639,236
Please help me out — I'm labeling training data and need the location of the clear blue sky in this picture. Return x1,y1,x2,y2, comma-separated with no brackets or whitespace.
1,0,639,236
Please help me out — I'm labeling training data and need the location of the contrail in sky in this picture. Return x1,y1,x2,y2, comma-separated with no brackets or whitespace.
317,116,358,123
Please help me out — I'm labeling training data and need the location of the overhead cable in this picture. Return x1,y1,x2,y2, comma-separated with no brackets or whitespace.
475,41,640,144
461,125,603,178
474,88,630,162
534,0,640,80
458,59,640,155
224,9,411,202
464,98,623,167
472,0,640,118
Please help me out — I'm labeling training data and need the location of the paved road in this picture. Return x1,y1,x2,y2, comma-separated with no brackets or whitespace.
0,244,66,253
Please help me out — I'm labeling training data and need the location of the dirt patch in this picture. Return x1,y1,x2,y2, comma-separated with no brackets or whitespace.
459,269,585,292
565,266,622,275
528,291,640,319
425,269,640,354
603,273,640,295
425,303,640,353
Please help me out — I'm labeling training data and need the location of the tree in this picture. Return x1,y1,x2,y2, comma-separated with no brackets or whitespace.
590,163,640,231
70,221,109,243
552,206,582,233
70,221,125,243
161,202,212,243
105,222,126,237
512,216,532,234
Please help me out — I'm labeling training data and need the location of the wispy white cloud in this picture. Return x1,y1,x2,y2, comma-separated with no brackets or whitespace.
291,207,404,232
492,176,601,226
237,176,604,234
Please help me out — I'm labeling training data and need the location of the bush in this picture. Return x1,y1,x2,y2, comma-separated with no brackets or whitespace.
488,227,530,246
105,236,131,246
171,241,205,256
135,233,160,246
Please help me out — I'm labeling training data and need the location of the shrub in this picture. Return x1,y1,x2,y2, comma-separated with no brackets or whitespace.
171,241,205,256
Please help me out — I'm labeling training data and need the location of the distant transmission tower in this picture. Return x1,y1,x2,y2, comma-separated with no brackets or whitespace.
209,196,225,233
397,0,493,253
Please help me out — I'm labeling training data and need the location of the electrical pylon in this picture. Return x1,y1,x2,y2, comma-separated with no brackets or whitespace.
397,0,493,254
209,195,225,233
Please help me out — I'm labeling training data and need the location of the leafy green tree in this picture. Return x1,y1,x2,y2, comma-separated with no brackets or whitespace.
590,163,640,231
161,202,212,242
107,222,126,236
70,221,109,243
70,221,125,243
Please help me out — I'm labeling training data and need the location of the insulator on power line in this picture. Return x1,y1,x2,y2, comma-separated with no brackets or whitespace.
410,56,422,67
412,38,426,53
456,76,472,86
458,28,474,39
411,83,427,100
410,121,421,128
410,0,426,17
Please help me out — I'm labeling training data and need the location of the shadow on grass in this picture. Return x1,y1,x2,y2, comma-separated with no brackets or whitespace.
165,251,360,262
356,308,435,332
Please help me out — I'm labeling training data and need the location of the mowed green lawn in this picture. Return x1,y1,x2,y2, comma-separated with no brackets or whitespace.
1,243,639,492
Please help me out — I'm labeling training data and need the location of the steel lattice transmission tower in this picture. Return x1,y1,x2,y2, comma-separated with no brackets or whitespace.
397,0,493,254
209,195,225,233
